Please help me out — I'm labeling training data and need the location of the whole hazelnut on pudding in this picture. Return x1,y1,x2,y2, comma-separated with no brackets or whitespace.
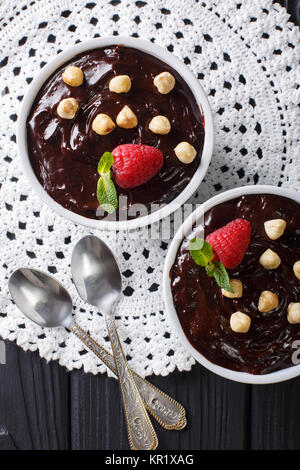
258,291,279,313
230,312,251,333
287,303,300,324
149,115,171,135
116,105,138,129
222,279,243,298
109,75,131,93
57,97,79,119
154,71,175,94
92,113,116,135
62,66,84,87
264,219,286,240
174,142,197,164
259,249,281,270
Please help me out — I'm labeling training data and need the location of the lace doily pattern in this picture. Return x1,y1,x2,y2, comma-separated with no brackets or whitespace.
0,0,299,376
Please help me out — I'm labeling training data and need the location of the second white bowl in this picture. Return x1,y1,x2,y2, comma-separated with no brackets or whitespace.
163,185,300,384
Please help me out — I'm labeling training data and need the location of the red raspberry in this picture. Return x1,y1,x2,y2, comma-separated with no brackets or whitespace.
206,218,251,269
112,144,163,189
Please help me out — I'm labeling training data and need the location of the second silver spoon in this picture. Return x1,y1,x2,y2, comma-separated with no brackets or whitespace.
71,236,158,450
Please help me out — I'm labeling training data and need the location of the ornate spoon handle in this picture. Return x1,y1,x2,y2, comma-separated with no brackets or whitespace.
104,313,158,450
71,323,186,430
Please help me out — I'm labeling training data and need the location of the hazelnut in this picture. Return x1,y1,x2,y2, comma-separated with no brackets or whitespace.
57,97,79,119
264,219,286,240
287,303,300,324
259,249,281,270
116,105,138,129
62,66,84,87
293,261,300,280
174,142,197,164
92,113,116,135
109,75,131,93
230,312,251,333
149,115,171,135
154,71,175,94
222,279,243,298
258,291,279,313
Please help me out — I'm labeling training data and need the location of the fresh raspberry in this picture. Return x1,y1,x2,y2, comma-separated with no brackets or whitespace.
112,144,163,189
206,218,251,269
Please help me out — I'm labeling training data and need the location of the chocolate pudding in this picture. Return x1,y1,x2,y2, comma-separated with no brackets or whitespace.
27,46,204,220
171,194,300,374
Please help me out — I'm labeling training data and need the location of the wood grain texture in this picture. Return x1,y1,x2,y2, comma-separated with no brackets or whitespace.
251,378,300,450
0,341,69,450
149,365,250,450
71,368,128,450
70,364,250,450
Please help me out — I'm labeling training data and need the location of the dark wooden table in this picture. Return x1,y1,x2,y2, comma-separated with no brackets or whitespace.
0,1,299,451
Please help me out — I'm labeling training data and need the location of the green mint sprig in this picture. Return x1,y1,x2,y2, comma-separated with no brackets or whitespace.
189,238,233,293
96,152,118,214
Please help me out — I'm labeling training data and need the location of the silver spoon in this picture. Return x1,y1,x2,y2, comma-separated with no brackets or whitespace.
8,267,157,450
70,237,186,432
71,236,159,451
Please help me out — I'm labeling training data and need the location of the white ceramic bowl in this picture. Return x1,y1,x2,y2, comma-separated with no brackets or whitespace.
17,36,214,231
163,185,300,384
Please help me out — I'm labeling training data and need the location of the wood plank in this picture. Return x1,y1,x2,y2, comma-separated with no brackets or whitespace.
150,365,250,450
70,363,250,450
0,341,70,450
70,368,128,450
251,377,300,450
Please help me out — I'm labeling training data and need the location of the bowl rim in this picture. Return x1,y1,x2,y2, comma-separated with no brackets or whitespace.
17,36,214,231
163,184,300,384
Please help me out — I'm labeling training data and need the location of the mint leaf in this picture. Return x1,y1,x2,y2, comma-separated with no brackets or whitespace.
211,261,233,292
98,152,114,175
189,237,234,293
96,152,118,214
189,238,214,267
205,264,215,277
97,173,117,214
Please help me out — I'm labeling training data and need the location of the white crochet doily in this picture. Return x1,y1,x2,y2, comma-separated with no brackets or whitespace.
0,0,299,377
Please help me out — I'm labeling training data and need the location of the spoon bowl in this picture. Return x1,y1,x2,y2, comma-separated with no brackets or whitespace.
71,236,122,314
8,268,74,329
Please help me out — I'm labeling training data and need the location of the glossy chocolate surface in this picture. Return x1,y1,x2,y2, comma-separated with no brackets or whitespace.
171,194,300,374
27,46,204,220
